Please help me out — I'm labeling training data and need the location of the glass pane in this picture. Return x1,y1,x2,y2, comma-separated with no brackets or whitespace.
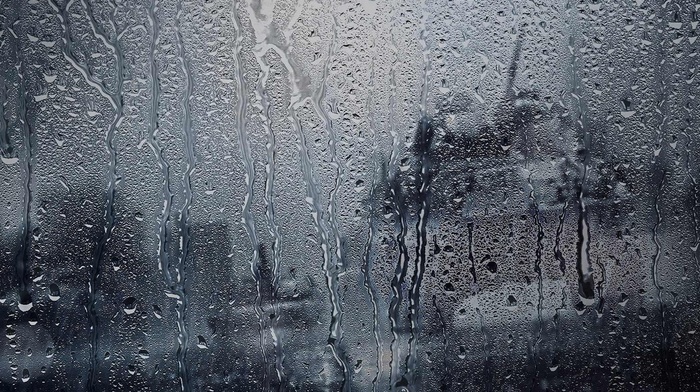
1,0,698,390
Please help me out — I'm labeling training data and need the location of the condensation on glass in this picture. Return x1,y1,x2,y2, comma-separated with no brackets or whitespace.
0,0,699,390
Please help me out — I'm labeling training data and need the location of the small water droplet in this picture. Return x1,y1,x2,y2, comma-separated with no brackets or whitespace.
638,307,648,320
19,292,33,312
48,283,60,301
506,295,518,310
486,261,498,274
123,297,137,315
152,304,162,319
197,335,208,349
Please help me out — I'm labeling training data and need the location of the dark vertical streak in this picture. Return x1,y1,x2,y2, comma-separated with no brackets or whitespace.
15,45,33,311
406,117,432,385
528,172,545,373
387,173,409,389
594,256,606,317
554,200,568,276
476,306,492,391
0,79,13,159
576,184,594,305
652,172,666,388
684,132,700,276
386,3,407,385
553,199,568,366
467,221,476,285
361,190,382,392
568,28,595,307
433,296,450,391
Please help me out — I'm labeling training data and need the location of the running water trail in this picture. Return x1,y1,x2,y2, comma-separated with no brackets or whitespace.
526,170,545,383
568,29,595,307
467,221,476,285
309,27,353,387
683,132,700,275
14,43,33,312
242,0,350,386
433,296,450,390
359,18,382,391
594,256,606,317
554,201,568,276
290,105,350,390
553,199,568,367
229,2,268,388
0,79,12,158
361,169,382,392
576,167,594,306
475,305,492,391
47,0,124,388
310,15,344,278
561,0,595,308
652,172,666,387
257,47,287,392
146,1,193,390
386,3,408,386
248,20,287,392
405,6,432,385
145,0,175,290
174,1,194,389
406,117,431,386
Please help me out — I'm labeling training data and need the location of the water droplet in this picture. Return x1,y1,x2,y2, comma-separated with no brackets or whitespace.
638,307,648,320
48,283,61,301
506,295,518,310
458,345,467,359
152,304,162,319
18,292,33,312
197,335,208,349
486,261,498,274
123,297,137,315
1,156,19,165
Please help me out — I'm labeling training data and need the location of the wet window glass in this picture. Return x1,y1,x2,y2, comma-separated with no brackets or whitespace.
1,0,699,390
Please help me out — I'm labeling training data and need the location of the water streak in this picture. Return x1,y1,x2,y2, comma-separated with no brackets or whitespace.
248,26,287,392
290,106,349,390
406,117,432,385
0,79,13,158
652,172,666,387
683,132,700,275
529,174,545,367
174,1,194,388
360,21,382,391
15,51,33,310
229,2,268,387
386,4,408,386
311,15,345,276
48,0,125,388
